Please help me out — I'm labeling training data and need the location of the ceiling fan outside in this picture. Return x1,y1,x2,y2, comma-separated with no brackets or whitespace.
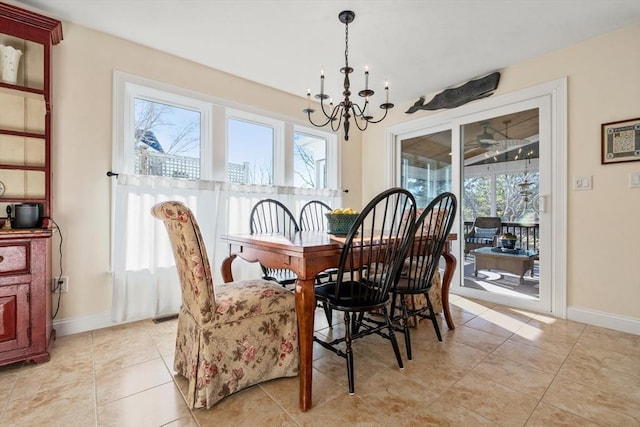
476,119,529,148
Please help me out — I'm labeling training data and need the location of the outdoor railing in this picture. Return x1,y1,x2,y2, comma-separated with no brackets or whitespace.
135,147,248,183
463,221,540,252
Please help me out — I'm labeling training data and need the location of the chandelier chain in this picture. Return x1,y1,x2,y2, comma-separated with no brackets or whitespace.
344,20,349,69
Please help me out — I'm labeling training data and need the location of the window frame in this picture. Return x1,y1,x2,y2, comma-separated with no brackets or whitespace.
294,125,338,190
119,80,214,180
113,71,340,190
226,109,283,186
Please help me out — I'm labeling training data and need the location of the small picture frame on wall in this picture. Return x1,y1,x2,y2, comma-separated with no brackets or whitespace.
601,118,640,164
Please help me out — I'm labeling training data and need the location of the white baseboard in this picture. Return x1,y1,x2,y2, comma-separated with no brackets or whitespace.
53,306,640,337
52,312,171,337
52,311,117,337
567,306,640,335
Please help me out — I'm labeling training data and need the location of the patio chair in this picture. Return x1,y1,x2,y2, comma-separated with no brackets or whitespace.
464,216,501,258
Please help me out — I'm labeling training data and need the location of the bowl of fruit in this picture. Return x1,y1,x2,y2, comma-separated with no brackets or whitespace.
325,208,359,235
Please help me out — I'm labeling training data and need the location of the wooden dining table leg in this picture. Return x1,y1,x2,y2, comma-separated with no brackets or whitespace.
220,254,236,283
441,250,457,330
295,277,316,412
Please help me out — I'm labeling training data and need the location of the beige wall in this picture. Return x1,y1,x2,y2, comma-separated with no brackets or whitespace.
48,20,638,329
51,22,362,322
361,24,640,321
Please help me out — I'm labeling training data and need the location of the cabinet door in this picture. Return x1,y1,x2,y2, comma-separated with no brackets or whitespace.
0,284,29,353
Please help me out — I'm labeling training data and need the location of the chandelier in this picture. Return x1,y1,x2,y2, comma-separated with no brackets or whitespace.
518,148,535,205
303,10,394,141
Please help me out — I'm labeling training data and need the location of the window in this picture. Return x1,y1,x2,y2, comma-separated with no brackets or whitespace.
463,175,491,221
496,170,539,222
294,131,327,189
400,129,452,207
134,98,202,179
116,75,338,188
227,118,275,185
117,78,212,180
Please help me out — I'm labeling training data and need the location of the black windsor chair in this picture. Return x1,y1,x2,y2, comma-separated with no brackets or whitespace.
313,188,417,395
389,192,457,359
249,198,300,287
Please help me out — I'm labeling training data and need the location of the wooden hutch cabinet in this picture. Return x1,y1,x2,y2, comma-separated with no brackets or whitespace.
0,3,62,366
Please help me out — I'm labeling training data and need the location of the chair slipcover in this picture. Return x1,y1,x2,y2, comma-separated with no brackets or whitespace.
151,201,299,409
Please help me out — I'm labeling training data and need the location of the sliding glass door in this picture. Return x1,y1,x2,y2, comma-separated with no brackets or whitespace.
390,79,567,316
400,128,453,204
461,109,542,303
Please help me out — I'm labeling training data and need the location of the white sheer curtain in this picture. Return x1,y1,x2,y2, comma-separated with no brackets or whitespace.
111,174,339,323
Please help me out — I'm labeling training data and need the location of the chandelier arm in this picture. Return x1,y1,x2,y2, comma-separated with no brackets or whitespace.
319,97,335,119
331,108,343,132
306,110,336,128
351,102,368,120
363,107,390,124
351,109,370,132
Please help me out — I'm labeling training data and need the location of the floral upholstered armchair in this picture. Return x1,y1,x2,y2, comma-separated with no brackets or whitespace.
151,201,299,409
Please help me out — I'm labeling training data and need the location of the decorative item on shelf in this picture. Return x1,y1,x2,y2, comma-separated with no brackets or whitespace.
3,205,11,230
303,10,393,141
0,44,23,84
499,232,518,250
13,203,40,228
325,208,359,235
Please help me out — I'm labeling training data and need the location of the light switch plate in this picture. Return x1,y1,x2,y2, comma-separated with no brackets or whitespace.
573,176,592,190
630,172,640,188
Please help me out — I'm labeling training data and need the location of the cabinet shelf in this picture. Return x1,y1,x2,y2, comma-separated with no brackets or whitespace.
0,163,46,171
0,81,45,99
0,128,46,139
0,196,47,204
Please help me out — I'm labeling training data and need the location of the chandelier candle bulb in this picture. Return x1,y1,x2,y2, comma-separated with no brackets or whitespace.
365,67,369,90
320,69,324,94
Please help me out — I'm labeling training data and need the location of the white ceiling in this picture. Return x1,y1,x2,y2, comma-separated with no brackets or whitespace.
13,0,640,107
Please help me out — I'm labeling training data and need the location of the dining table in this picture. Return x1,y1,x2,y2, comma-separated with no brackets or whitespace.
220,230,457,411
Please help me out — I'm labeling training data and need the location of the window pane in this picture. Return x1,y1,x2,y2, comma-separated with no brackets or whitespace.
227,119,273,185
462,109,539,222
496,170,539,222
400,129,452,207
463,175,491,221
134,98,201,179
294,132,327,189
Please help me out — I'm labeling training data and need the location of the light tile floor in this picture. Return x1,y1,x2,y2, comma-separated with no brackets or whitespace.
1,295,639,426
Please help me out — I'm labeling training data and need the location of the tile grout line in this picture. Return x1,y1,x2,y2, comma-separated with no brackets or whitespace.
91,331,99,427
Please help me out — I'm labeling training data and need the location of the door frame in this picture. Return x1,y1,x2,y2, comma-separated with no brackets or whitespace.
386,78,567,318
